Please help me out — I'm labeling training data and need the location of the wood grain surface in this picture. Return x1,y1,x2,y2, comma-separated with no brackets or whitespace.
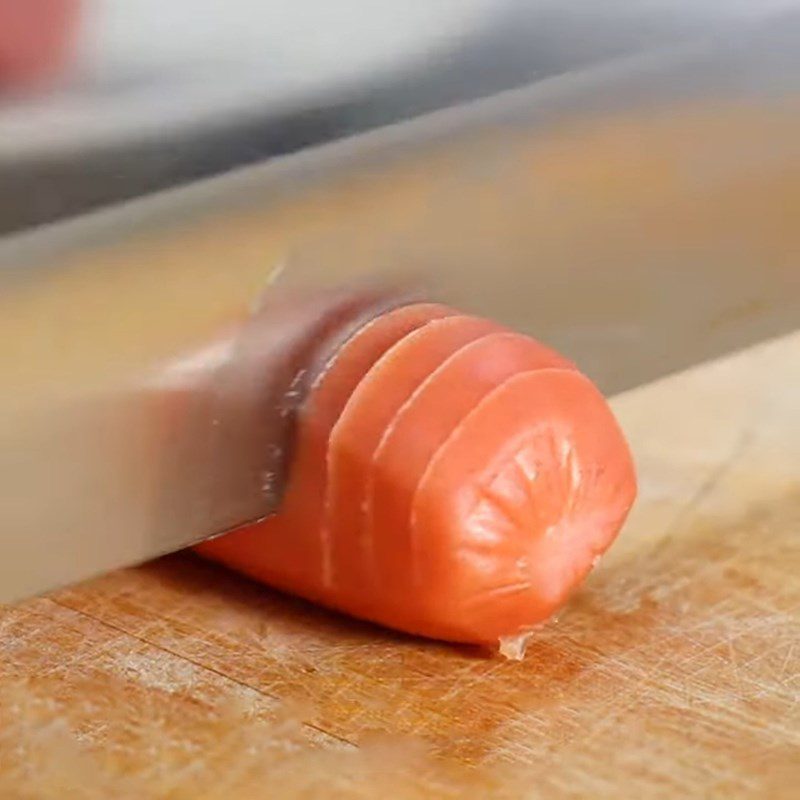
1,331,799,798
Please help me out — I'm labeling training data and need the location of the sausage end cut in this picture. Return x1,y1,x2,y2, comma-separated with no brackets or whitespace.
196,304,637,649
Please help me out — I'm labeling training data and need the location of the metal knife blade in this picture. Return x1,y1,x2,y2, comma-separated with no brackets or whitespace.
1,10,799,602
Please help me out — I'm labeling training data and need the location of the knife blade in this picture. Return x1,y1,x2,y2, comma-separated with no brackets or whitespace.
1,11,799,602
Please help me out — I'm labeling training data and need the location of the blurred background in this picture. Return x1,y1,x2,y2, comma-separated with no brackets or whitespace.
2,0,798,232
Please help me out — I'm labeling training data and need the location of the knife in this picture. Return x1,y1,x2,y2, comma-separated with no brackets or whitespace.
1,8,799,603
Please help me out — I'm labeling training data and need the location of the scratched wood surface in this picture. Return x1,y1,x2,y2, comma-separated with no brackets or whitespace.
1,331,799,798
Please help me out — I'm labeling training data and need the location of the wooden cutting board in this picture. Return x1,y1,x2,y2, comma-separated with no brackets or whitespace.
1,331,798,799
